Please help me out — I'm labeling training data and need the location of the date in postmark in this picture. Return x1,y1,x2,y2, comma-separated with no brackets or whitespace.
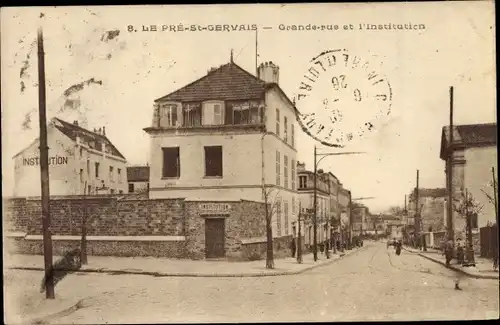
295,49,393,147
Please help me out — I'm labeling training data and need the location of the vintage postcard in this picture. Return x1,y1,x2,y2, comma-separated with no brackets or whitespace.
2,2,498,323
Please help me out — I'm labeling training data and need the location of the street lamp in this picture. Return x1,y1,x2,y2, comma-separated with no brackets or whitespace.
313,146,366,262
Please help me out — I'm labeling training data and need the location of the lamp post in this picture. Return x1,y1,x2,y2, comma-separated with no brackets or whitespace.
313,148,366,261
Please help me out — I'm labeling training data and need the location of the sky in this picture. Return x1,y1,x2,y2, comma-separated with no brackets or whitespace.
1,3,496,213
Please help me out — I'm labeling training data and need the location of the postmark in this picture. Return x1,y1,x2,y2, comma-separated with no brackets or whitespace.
295,49,393,147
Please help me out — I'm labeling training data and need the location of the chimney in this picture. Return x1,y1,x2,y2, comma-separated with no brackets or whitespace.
207,67,218,74
98,127,102,134
73,120,79,126
257,61,279,84
102,126,106,136
296,161,306,172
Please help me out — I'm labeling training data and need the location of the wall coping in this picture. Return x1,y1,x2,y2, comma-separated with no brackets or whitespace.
4,232,27,238
240,235,292,245
241,237,267,244
24,235,186,242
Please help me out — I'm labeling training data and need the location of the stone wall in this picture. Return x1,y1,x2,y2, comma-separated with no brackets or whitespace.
4,197,185,237
4,197,276,260
184,200,267,260
8,238,185,258
240,235,294,261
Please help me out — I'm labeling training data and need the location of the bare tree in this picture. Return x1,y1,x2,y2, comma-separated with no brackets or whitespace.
481,176,498,210
453,189,483,264
262,187,283,269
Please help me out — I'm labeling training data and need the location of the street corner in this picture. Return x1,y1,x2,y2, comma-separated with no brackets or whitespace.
22,297,89,325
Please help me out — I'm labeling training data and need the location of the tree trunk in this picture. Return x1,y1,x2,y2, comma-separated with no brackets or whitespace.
265,200,274,269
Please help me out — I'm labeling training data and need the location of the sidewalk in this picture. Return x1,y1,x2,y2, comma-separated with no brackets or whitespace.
5,245,369,278
403,246,499,280
4,271,88,325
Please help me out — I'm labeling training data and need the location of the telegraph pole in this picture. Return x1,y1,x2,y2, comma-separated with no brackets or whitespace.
81,181,88,264
38,27,55,299
448,86,455,244
313,149,366,258
313,146,318,261
493,167,498,226
415,170,420,250
297,207,303,264
348,195,353,249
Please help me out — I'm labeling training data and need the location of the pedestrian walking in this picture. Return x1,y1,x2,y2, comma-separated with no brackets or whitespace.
290,237,296,258
395,240,402,256
445,238,454,267
456,238,464,265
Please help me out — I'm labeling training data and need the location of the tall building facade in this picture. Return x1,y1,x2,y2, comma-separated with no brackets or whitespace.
440,123,497,241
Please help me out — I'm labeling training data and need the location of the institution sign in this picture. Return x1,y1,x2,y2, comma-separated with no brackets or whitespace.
22,156,69,166
199,203,233,212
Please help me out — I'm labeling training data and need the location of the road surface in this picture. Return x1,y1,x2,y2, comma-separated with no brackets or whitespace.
4,242,499,323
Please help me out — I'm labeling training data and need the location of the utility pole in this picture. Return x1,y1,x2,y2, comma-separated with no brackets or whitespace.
448,86,455,245
493,167,498,226
415,169,420,250
297,206,302,264
38,27,55,299
348,195,353,249
313,149,366,259
81,181,88,264
313,146,318,261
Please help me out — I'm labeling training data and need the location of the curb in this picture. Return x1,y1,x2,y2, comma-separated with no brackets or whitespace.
403,247,499,280
22,299,85,325
8,246,370,278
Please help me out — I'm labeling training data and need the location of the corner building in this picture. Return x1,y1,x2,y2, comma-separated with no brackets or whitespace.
144,59,299,241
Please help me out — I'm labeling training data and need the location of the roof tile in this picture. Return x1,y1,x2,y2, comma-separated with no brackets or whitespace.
155,62,267,102
53,118,126,160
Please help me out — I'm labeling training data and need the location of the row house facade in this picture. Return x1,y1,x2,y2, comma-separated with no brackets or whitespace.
143,57,299,258
440,123,497,248
13,118,127,197
296,162,349,246
407,188,447,234
351,203,369,235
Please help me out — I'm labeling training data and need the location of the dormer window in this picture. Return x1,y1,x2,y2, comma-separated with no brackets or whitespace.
160,103,178,127
202,101,224,126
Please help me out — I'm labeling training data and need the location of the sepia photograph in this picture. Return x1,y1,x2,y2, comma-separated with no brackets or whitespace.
1,2,498,323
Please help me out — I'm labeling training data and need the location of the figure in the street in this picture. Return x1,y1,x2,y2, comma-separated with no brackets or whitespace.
456,238,464,265
395,240,402,256
445,238,454,267
290,237,296,258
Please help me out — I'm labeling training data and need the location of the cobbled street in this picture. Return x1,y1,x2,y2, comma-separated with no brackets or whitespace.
5,242,499,323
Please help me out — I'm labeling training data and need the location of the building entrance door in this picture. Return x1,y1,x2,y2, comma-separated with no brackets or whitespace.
205,218,225,258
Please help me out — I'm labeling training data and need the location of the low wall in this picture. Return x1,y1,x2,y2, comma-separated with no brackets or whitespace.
3,196,275,261
239,235,294,261
5,235,186,258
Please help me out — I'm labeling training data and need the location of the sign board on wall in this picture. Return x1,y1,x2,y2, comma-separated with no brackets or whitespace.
22,156,69,166
199,203,233,212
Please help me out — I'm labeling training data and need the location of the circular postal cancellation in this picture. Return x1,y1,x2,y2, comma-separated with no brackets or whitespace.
294,49,393,148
